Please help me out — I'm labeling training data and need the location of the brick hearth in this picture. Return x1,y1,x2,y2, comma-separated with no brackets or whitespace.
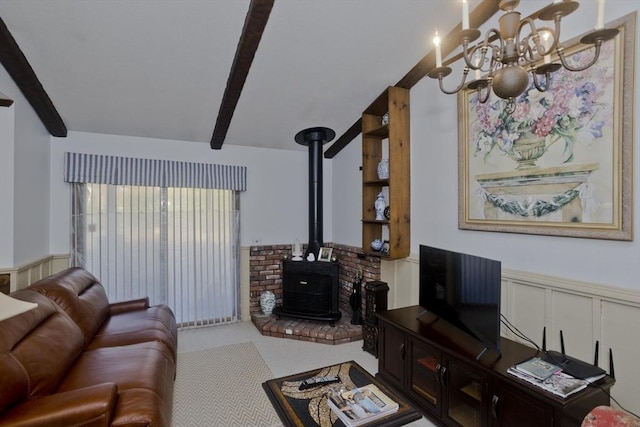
249,243,381,318
249,243,381,345
251,312,363,345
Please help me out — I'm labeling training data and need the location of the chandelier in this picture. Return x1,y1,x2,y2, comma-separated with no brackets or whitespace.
428,0,618,111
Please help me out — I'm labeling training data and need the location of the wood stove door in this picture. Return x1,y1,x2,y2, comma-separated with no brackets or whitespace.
280,261,340,321
283,273,332,315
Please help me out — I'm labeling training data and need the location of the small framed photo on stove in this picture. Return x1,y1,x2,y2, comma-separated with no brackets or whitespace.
318,247,333,262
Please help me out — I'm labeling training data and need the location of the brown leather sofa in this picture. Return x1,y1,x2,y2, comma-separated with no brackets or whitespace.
0,267,177,427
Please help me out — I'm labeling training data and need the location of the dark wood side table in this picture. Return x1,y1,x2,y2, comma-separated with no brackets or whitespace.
362,280,389,357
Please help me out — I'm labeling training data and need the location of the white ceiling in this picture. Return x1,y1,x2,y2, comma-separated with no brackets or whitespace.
0,0,462,153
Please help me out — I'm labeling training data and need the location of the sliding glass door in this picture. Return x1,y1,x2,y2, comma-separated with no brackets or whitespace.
72,183,240,327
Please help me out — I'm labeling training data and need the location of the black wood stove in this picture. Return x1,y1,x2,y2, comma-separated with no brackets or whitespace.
273,127,341,324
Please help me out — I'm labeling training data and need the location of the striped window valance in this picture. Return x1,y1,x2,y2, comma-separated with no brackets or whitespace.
64,152,246,191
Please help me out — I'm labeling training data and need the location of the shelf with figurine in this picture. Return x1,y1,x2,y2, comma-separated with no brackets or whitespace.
361,86,409,260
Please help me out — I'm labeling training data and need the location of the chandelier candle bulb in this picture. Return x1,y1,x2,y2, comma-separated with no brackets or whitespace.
542,32,551,64
462,0,469,30
596,0,605,29
433,33,442,68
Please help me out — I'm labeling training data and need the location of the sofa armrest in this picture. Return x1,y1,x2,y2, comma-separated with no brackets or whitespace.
109,297,150,315
0,383,117,427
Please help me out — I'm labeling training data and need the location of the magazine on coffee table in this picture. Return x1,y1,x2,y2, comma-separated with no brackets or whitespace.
327,384,399,426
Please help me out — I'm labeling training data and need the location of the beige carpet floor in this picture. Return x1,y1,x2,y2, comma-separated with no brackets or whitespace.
176,321,434,427
172,341,281,427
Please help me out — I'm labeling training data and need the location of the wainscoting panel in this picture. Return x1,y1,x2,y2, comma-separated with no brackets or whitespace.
241,246,251,321
381,257,419,310
0,254,70,292
549,291,596,356
381,256,640,414
501,280,547,345
600,301,640,410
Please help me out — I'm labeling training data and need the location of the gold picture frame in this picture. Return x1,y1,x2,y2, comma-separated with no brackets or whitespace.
458,13,635,241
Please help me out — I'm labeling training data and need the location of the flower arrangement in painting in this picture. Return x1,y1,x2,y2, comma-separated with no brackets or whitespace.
470,43,614,165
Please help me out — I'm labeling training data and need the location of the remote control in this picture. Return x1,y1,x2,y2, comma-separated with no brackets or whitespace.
298,376,340,390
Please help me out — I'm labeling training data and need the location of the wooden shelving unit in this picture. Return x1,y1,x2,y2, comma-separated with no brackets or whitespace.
361,86,410,259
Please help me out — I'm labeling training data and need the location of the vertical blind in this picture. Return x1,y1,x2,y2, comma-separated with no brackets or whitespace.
65,153,247,328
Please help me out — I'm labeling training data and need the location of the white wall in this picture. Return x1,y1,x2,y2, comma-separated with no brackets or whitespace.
49,131,334,252
331,134,362,246
331,2,640,291
0,63,51,267
0,88,15,268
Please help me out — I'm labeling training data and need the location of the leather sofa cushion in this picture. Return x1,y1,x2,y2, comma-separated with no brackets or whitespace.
58,342,175,426
88,305,178,360
0,290,84,411
29,267,110,347
0,383,117,427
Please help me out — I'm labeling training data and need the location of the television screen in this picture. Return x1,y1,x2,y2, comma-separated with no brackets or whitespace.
419,244,502,355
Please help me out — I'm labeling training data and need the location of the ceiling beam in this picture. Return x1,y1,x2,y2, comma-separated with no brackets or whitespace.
0,90,14,107
210,0,274,149
0,17,66,137
324,0,499,159
321,119,362,160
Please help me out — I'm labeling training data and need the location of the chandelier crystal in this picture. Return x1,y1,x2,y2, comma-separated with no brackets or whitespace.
428,0,618,111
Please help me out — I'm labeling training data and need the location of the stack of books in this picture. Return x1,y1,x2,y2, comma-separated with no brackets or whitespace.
326,384,399,426
508,357,606,399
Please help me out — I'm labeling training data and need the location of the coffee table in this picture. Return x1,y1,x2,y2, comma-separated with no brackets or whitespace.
262,360,421,427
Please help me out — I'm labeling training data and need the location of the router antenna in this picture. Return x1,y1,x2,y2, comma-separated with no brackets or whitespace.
609,348,615,380
594,340,599,365
542,327,547,352
560,330,565,355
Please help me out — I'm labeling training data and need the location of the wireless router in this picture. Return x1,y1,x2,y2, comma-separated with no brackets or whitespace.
540,328,610,380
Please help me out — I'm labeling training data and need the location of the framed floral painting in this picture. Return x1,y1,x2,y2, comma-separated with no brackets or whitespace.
458,13,634,241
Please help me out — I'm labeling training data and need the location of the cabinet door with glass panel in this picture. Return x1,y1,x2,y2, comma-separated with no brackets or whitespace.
408,338,443,417
442,356,488,427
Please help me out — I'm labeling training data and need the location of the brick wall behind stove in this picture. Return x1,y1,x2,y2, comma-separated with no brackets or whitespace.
249,245,287,316
249,244,380,317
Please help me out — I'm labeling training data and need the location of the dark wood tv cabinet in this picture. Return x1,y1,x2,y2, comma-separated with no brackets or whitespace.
376,306,614,427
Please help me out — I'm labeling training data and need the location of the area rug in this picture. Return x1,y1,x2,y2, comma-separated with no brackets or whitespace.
172,342,281,427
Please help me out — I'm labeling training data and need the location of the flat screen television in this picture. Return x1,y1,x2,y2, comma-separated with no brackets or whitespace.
419,244,502,357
